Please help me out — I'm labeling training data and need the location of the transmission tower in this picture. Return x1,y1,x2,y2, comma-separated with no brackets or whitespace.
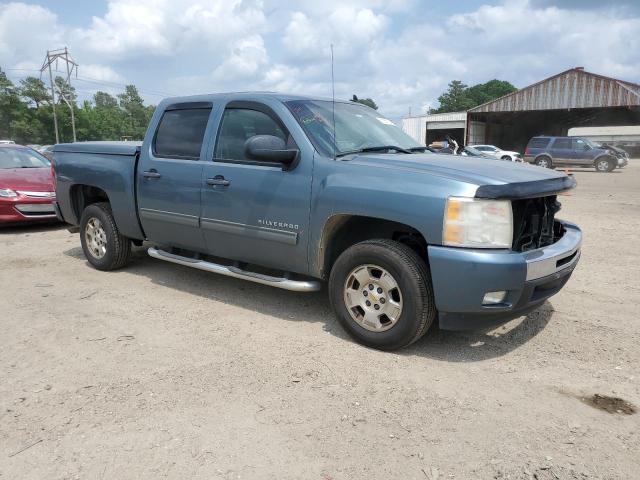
40,47,78,143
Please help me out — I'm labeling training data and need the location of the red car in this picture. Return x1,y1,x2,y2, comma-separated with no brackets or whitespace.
0,144,58,226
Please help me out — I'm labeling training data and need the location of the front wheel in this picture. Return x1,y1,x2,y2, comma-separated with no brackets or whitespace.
501,155,512,161
328,239,436,350
80,202,131,271
595,157,615,172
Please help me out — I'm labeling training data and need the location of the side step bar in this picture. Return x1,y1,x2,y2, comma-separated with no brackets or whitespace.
147,247,322,292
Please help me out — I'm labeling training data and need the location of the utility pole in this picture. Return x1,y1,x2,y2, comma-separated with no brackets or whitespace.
40,47,78,143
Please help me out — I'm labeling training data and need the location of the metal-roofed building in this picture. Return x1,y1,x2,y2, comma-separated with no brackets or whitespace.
402,111,467,146
466,68,640,153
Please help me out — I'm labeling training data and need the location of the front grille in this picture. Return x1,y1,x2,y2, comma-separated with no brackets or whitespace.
512,196,563,252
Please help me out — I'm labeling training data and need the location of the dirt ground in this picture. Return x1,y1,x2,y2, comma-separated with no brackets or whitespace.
1,163,639,480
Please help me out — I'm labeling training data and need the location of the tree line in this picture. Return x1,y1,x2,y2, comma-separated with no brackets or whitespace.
0,67,155,145
1,65,516,145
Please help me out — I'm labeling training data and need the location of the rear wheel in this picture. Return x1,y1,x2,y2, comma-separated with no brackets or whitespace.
328,239,436,350
535,156,552,168
595,157,615,172
80,202,131,271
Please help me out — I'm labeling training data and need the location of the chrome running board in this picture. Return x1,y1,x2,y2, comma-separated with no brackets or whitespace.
147,247,322,292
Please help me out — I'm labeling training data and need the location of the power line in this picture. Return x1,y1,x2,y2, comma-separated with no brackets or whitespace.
6,67,175,97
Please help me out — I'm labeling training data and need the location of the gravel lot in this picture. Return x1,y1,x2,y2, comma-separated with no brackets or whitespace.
1,163,639,480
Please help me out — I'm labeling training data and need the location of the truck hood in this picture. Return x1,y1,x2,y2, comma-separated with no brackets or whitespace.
0,167,53,191
345,153,575,199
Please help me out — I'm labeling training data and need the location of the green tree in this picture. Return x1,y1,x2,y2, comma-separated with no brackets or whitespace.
54,76,77,104
118,85,152,139
94,91,118,109
432,80,476,113
0,66,158,144
18,76,51,108
432,79,517,113
466,79,517,106
0,68,29,142
351,95,378,110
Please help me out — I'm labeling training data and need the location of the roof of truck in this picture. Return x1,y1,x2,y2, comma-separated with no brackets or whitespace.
158,91,341,105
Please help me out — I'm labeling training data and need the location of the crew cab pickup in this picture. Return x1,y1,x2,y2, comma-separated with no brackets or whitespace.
53,93,582,350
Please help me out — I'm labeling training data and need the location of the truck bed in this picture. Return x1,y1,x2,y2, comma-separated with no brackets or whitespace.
54,141,145,240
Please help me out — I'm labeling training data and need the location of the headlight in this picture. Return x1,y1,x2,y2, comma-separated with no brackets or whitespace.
0,188,18,197
443,197,513,248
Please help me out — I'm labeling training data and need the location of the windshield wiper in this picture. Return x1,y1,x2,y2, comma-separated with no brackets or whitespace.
336,145,413,158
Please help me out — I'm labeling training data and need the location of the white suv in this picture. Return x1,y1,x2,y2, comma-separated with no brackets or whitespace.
472,144,523,162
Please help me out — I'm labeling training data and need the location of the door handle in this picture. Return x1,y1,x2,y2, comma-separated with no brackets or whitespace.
207,175,230,187
142,170,162,179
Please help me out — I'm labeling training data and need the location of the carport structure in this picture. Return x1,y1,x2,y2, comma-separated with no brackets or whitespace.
466,68,640,153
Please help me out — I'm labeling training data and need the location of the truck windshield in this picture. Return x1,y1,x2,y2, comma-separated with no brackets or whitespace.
286,100,421,158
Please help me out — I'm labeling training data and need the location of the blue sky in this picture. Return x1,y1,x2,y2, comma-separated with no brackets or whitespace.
1,0,639,118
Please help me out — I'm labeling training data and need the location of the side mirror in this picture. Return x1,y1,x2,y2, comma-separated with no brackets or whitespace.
244,135,298,168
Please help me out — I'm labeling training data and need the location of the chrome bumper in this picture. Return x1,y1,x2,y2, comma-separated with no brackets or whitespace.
523,221,582,281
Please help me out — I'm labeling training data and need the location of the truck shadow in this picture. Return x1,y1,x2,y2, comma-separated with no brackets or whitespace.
63,245,554,362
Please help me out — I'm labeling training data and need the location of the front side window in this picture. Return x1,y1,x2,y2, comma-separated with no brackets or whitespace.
286,100,420,157
0,148,50,169
154,107,211,159
573,138,589,150
214,108,287,163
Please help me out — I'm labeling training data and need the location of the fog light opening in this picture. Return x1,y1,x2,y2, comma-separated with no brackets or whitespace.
483,290,507,305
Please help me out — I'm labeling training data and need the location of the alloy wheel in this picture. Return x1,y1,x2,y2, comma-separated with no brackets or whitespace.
343,264,403,332
85,217,107,259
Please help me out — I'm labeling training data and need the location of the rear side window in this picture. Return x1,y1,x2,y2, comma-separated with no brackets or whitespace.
552,138,571,149
528,138,550,149
154,107,212,159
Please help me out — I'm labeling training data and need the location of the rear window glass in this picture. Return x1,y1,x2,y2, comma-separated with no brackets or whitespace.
154,108,211,159
528,138,550,148
552,138,571,149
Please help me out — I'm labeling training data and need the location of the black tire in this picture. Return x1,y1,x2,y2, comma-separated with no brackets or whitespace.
328,239,436,350
501,155,512,161
594,157,615,172
535,156,553,168
79,202,131,271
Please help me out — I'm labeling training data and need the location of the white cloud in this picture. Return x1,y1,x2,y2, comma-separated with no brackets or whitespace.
211,35,268,82
0,2,62,66
73,0,266,58
80,64,126,83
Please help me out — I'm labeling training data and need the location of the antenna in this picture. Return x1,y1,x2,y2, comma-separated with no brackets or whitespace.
330,43,336,160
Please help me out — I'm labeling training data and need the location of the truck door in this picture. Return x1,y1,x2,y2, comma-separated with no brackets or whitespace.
200,101,312,275
137,102,212,251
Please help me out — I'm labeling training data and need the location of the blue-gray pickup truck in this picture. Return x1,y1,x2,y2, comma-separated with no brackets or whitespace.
53,93,582,350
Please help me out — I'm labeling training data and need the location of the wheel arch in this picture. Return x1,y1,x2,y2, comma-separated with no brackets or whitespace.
69,184,111,223
316,214,428,279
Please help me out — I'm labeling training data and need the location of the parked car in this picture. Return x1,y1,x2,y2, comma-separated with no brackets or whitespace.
471,144,523,162
524,136,619,172
53,93,581,350
460,146,497,159
0,140,16,144
0,144,58,225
